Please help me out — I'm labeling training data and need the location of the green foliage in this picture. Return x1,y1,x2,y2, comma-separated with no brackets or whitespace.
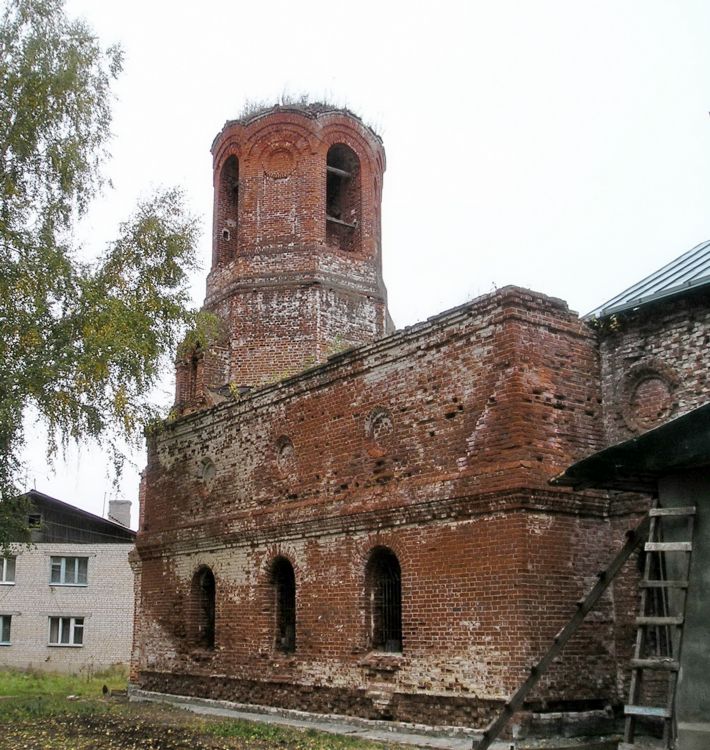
177,310,222,358
326,334,352,357
0,494,31,546
0,0,200,550
587,312,624,333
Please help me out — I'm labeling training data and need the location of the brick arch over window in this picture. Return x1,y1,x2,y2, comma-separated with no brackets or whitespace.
326,143,361,253
214,154,239,266
365,546,402,653
189,566,216,650
270,556,296,653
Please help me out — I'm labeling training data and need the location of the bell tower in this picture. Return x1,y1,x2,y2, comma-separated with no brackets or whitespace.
175,104,391,410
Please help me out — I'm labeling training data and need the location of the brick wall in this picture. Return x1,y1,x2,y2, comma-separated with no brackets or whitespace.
0,543,134,673
593,289,710,721
134,105,709,732
134,286,625,726
175,107,390,402
597,288,710,445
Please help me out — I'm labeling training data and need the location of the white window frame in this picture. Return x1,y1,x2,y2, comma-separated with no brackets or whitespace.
48,616,84,647
0,614,10,645
49,556,88,586
0,556,15,584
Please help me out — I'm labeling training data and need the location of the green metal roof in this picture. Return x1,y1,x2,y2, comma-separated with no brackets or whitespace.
585,240,710,320
551,404,710,493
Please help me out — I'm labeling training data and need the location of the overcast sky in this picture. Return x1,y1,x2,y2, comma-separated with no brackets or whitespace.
22,0,710,526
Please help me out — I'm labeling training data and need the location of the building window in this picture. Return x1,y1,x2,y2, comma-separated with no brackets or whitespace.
0,556,15,584
50,556,88,586
366,547,402,653
48,616,84,646
215,154,239,266
0,615,11,644
326,144,361,253
271,557,296,653
190,567,216,649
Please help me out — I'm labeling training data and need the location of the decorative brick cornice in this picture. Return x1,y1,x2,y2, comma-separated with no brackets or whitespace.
135,487,610,560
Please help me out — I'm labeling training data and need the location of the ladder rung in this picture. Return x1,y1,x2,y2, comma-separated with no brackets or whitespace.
630,657,679,671
624,704,672,718
640,579,688,589
636,616,683,626
645,541,692,552
649,506,696,517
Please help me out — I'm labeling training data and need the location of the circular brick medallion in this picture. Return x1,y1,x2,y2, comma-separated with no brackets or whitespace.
628,377,673,431
621,362,678,433
263,145,296,179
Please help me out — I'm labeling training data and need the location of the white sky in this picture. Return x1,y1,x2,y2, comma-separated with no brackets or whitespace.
21,0,710,527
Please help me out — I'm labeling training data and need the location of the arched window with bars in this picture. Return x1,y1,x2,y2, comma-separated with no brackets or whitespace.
190,566,216,649
366,547,402,653
270,557,296,653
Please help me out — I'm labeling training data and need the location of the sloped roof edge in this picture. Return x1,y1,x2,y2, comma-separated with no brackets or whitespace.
551,404,710,493
26,489,136,538
585,240,710,320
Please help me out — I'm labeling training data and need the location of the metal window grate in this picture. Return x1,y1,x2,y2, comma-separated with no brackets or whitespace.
369,549,402,652
273,559,296,653
196,568,215,649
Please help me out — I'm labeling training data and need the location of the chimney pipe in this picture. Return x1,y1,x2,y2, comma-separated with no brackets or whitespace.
108,499,132,528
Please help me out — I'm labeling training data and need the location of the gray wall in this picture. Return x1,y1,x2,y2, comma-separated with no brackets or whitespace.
659,469,710,750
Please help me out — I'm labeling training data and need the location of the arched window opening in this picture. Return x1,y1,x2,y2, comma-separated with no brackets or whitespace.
191,566,216,649
175,346,204,411
187,348,202,403
271,557,296,653
326,144,360,252
215,155,239,265
366,548,402,653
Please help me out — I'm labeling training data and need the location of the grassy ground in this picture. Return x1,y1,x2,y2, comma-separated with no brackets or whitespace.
0,669,409,749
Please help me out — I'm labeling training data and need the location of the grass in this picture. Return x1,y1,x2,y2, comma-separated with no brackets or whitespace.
0,669,410,749
0,666,126,722
0,665,127,697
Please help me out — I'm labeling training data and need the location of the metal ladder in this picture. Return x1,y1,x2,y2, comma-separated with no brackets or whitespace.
620,502,696,750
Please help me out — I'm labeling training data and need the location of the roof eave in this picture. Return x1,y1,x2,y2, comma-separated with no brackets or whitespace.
584,276,710,321
551,404,710,493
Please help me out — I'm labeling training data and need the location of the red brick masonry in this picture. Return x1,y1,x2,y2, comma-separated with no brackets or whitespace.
133,107,710,730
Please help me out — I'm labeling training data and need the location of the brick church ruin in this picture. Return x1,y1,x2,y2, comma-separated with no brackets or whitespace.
131,104,710,736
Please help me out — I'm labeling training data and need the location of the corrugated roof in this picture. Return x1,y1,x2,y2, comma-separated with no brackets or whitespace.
585,239,710,319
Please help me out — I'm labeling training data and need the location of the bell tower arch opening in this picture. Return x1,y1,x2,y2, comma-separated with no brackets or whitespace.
186,104,391,399
326,143,361,253
214,154,239,267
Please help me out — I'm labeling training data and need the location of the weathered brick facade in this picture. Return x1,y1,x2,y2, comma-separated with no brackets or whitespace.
597,288,710,445
132,105,710,733
175,106,391,411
